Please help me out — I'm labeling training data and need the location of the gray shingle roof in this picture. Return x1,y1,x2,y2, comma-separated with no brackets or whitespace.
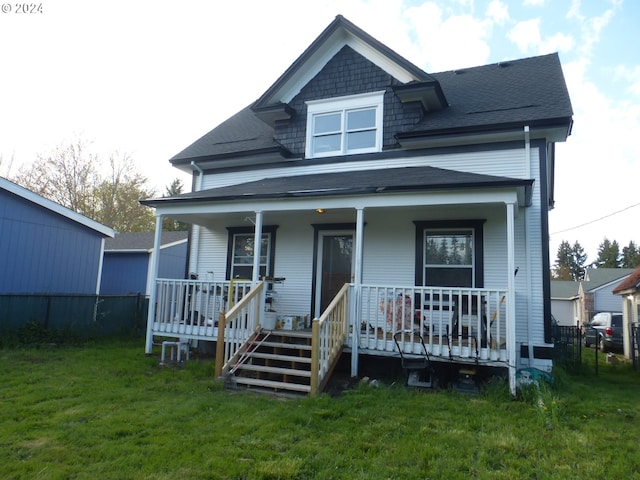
105,231,188,251
142,166,532,205
550,280,580,299
170,52,571,164
407,53,573,135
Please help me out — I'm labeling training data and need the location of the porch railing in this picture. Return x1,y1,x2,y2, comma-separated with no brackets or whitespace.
215,281,265,378
356,285,509,363
147,278,252,342
310,283,349,396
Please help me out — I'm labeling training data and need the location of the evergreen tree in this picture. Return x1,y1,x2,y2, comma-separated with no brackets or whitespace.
621,240,640,268
162,178,189,231
552,240,587,280
595,238,621,268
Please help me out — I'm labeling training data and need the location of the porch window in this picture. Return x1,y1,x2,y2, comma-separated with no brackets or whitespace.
414,220,485,288
305,91,384,158
226,226,277,280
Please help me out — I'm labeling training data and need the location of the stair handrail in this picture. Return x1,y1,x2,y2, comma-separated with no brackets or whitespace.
215,281,265,378
310,283,350,396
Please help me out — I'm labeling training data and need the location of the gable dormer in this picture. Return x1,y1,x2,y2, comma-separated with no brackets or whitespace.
251,15,447,158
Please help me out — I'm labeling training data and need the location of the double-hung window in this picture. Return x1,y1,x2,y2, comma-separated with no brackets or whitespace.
226,226,277,280
414,220,485,288
424,229,474,287
305,91,384,158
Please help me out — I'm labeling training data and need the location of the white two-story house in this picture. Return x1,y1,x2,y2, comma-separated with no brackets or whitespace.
141,15,573,395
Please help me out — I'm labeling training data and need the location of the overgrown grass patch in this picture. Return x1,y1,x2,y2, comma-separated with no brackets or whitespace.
1,340,640,478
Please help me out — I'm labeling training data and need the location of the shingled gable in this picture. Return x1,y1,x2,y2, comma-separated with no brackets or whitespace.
250,14,447,125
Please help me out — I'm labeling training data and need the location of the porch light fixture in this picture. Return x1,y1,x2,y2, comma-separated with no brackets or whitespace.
629,295,635,301
315,208,326,214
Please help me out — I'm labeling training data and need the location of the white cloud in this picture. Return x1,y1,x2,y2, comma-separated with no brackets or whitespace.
614,65,640,96
486,0,510,25
549,58,640,260
566,0,621,59
404,2,492,71
508,18,541,53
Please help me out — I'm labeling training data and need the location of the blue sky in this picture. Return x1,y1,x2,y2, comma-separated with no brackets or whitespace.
0,0,638,262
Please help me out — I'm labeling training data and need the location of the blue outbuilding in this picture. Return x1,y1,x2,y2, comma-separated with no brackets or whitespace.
100,231,188,296
0,177,114,294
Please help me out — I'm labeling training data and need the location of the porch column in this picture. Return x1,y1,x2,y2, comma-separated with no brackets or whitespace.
351,207,365,377
506,202,517,395
145,214,163,354
252,211,263,284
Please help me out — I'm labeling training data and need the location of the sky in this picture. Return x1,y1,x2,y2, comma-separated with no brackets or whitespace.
1,0,638,264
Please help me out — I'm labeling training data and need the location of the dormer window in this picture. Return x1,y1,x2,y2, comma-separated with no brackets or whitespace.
305,91,384,158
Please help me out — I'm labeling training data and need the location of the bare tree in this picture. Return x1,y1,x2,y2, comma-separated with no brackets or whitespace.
13,138,99,217
93,153,156,232
11,138,156,232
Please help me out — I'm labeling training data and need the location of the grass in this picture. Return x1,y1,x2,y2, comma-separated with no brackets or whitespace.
1,340,640,479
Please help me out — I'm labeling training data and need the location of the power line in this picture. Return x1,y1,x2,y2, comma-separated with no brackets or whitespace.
550,201,640,235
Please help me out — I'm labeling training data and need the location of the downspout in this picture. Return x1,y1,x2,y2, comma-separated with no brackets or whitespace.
524,126,534,365
96,237,107,295
351,207,365,378
190,161,204,275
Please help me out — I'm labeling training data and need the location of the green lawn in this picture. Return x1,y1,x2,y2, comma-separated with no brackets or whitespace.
1,340,639,479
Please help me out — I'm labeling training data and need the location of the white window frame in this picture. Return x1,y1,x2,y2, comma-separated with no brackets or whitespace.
305,91,384,159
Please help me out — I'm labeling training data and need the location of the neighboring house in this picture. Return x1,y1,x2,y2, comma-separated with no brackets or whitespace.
612,265,640,358
100,231,188,296
550,280,580,327
0,176,114,294
140,16,573,394
578,268,634,326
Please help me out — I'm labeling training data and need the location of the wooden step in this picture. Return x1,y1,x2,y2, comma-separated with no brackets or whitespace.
234,363,311,378
247,351,312,363
262,329,312,339
257,340,312,351
231,376,311,393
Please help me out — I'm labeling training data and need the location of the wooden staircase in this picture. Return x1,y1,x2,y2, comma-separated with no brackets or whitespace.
224,329,314,395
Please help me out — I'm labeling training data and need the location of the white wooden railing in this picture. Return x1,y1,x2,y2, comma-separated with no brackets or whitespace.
215,281,265,378
310,283,349,396
356,285,509,363
148,278,252,341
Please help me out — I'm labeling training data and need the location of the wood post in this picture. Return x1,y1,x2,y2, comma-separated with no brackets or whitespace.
310,318,319,396
214,311,226,378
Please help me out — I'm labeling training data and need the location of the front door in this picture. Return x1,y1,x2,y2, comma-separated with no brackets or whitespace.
316,232,353,317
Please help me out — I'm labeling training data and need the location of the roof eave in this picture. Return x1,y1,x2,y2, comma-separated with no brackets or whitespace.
169,146,294,174
396,119,572,149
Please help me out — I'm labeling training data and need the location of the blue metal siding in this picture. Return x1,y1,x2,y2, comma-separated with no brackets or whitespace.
100,252,149,295
158,242,188,279
0,189,104,294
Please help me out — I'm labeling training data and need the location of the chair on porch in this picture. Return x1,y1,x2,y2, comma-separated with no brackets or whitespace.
450,295,489,348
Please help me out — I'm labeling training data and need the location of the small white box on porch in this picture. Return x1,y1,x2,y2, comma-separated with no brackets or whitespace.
262,312,277,329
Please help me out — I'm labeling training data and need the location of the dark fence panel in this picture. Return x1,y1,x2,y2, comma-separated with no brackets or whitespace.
552,324,582,368
632,323,640,369
0,294,148,343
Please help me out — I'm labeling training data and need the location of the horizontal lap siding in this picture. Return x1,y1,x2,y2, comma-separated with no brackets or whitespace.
200,148,528,190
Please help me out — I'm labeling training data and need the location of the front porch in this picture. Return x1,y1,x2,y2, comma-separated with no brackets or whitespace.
145,278,515,394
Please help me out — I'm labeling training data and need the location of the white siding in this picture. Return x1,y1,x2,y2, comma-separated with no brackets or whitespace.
200,148,528,190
